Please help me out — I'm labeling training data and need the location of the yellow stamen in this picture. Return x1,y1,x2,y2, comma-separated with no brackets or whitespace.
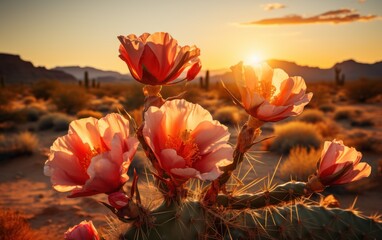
166,130,200,167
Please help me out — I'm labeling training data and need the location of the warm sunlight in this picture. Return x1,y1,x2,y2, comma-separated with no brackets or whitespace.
245,54,264,66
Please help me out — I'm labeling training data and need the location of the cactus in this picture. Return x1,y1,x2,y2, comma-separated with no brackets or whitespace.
205,70,210,90
199,76,204,89
92,79,96,88
84,71,89,89
335,67,345,86
123,197,381,240
78,80,82,86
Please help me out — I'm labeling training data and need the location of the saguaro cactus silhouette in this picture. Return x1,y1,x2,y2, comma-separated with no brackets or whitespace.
334,67,345,86
84,71,89,89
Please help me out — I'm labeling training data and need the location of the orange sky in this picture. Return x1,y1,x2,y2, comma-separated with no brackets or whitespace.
0,0,381,73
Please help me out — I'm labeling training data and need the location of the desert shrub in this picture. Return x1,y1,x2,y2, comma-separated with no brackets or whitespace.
0,108,27,123
0,132,39,159
270,121,322,154
306,82,333,108
333,109,354,120
77,109,103,119
38,112,74,131
297,109,325,124
51,85,90,114
53,115,74,131
318,104,335,113
314,120,340,138
346,78,382,102
23,96,36,105
279,146,321,181
0,89,14,107
125,84,145,111
22,106,47,122
0,209,42,240
350,118,374,127
213,106,242,125
31,79,61,100
339,130,381,153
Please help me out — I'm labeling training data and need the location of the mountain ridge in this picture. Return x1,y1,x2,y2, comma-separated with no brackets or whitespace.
0,53,76,84
1,53,381,84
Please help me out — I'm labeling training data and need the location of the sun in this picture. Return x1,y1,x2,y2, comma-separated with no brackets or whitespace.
245,54,264,66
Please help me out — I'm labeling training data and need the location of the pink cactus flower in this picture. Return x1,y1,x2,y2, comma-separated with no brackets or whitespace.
64,220,100,240
143,99,233,183
118,32,201,85
317,140,371,185
230,61,313,122
44,113,139,198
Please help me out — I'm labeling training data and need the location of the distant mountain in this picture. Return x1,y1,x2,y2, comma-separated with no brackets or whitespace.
333,59,382,81
208,59,382,83
0,53,76,84
53,66,132,82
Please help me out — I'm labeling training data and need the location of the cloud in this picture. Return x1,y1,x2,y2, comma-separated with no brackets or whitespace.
263,3,286,11
242,8,378,25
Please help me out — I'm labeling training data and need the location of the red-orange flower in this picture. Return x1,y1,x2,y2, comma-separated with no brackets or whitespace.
230,62,312,122
44,113,139,198
64,220,99,240
317,140,371,186
118,32,201,85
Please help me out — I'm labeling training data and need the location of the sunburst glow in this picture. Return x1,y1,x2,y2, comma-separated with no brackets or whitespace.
245,54,264,66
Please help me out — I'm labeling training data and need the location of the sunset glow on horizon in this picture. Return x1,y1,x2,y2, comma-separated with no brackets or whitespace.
0,0,381,74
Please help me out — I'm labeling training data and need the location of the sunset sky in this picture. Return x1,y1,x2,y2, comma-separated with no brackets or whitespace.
0,0,381,74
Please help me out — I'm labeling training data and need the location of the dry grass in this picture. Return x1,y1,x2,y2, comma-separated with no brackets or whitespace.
314,120,340,138
0,209,42,240
269,121,323,154
296,109,325,124
346,78,382,103
279,146,321,181
213,106,243,125
76,109,103,119
0,132,39,159
51,85,90,114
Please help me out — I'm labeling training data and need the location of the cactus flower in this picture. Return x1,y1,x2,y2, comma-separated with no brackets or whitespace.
230,61,312,122
44,113,139,198
143,99,233,183
317,139,371,185
118,32,201,85
64,220,100,240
